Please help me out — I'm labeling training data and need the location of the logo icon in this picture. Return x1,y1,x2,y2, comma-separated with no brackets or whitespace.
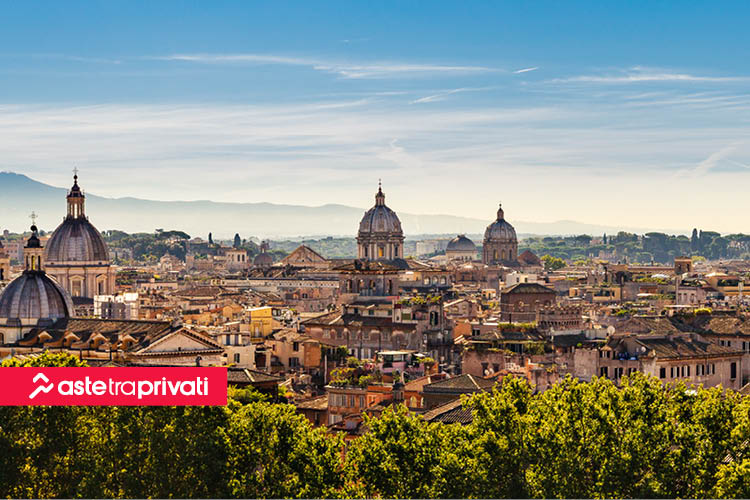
29,373,54,399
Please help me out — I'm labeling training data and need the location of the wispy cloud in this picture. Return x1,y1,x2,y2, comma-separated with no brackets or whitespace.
410,87,494,104
158,53,496,79
684,141,746,177
514,67,538,74
3,96,750,233
554,66,750,84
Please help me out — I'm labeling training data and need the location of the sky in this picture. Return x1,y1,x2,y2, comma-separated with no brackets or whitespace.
1,1,750,233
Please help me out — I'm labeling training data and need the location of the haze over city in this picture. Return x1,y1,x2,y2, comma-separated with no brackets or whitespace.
2,1,750,233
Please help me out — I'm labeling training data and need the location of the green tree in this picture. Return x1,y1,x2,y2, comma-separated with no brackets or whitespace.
467,376,531,498
344,404,475,498
541,254,566,271
226,402,343,499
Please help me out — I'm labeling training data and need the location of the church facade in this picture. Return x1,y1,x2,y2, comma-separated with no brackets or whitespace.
43,174,115,299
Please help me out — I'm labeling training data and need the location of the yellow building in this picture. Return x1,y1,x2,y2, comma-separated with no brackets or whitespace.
243,306,276,341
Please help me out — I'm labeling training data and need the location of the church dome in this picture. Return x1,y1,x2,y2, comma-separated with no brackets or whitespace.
447,235,476,252
44,174,109,264
0,271,73,326
45,217,109,263
358,186,403,237
254,240,273,267
254,252,273,267
484,204,517,243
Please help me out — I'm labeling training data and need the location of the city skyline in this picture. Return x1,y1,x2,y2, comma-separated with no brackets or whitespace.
2,2,750,232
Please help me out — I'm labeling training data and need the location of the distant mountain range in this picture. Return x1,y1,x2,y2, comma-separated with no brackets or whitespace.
0,172,688,239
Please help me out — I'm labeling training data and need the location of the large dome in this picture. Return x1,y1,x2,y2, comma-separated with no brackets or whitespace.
358,187,403,237
45,217,109,263
484,204,517,243
0,271,74,326
447,235,477,252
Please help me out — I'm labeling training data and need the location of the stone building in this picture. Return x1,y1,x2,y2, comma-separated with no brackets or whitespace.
0,238,9,281
500,282,557,322
356,183,404,262
482,204,518,266
592,333,744,390
44,173,115,299
225,248,249,272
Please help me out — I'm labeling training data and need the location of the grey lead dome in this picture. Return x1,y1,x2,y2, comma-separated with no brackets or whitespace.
447,234,477,252
358,187,403,237
484,204,517,243
44,217,110,263
0,272,73,327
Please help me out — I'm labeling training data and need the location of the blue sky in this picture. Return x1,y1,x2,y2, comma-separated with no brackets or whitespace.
1,1,750,232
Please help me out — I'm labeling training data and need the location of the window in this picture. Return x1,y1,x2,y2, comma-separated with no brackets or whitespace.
731,362,737,379
687,366,690,377
233,353,240,363
670,367,674,378
290,357,299,368
349,395,355,407
600,367,608,378
292,342,299,352
659,367,666,379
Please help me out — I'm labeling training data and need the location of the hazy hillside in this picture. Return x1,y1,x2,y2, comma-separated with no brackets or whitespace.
0,172,687,238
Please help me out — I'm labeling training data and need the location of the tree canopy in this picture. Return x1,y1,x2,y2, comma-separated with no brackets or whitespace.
0,353,748,498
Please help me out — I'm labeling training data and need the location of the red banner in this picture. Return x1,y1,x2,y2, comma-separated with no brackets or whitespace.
0,367,228,406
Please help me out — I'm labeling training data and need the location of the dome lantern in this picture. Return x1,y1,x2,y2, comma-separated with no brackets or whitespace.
67,168,86,219
24,219,44,272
